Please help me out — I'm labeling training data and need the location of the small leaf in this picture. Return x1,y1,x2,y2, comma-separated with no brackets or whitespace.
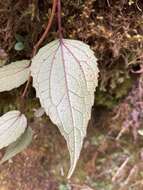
0,110,27,149
0,127,33,164
14,42,25,51
31,39,99,178
0,60,30,92
15,34,25,42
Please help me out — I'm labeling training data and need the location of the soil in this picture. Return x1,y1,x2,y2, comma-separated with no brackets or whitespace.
0,0,143,189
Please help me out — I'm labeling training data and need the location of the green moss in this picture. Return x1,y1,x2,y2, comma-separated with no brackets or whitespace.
95,70,133,109
115,78,133,99
95,89,118,109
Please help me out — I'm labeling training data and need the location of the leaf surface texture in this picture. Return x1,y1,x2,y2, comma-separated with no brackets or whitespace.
0,110,27,149
0,60,30,92
1,127,33,164
31,39,99,178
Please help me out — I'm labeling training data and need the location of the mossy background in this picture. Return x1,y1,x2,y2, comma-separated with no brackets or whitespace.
0,0,143,189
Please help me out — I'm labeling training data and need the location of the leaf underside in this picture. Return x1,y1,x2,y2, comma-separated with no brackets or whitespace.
31,39,99,178
0,127,33,164
0,60,30,92
0,110,27,149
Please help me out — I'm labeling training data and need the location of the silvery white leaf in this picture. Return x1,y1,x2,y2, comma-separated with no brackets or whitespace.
31,39,99,178
0,110,27,149
0,60,30,92
0,127,33,164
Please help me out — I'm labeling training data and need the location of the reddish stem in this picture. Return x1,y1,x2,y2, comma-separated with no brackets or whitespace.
21,0,57,99
57,0,63,40
33,0,58,56
21,76,32,99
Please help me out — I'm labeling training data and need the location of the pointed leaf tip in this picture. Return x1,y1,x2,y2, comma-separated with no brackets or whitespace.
31,39,99,178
